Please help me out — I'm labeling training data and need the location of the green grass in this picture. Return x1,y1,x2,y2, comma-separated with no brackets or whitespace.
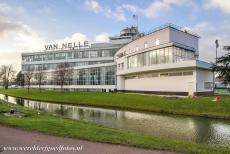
0,102,230,154
0,88,230,119
215,88,230,95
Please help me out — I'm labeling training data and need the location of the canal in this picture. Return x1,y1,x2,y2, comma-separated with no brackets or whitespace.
0,94,230,147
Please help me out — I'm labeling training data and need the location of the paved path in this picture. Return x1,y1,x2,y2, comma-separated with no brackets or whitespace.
0,125,179,154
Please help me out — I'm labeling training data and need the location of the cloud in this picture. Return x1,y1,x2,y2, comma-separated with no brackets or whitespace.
122,4,138,13
0,3,45,71
85,0,101,13
105,7,126,21
191,22,230,62
84,1,127,21
84,0,197,21
13,26,45,51
55,32,90,45
133,0,197,19
144,0,171,18
39,6,54,16
0,21,31,38
0,52,22,71
95,33,110,42
55,32,110,45
204,0,230,14
0,3,24,20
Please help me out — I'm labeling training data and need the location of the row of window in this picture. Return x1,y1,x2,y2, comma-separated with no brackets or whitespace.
22,60,114,71
29,66,116,86
116,39,160,58
22,49,116,62
125,71,193,79
117,63,124,71
127,46,195,69
204,82,213,89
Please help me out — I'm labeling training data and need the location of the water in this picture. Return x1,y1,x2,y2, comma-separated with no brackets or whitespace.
0,94,230,147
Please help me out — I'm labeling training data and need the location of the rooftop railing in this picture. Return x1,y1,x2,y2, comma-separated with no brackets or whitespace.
145,23,200,38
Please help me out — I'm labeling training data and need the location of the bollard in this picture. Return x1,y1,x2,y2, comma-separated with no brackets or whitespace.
10,109,15,114
215,96,221,102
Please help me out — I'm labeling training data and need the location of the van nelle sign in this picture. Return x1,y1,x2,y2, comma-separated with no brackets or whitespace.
44,41,89,51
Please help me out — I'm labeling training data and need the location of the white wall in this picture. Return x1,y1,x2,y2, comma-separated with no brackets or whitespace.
169,28,199,52
115,28,170,57
122,74,194,92
195,69,214,92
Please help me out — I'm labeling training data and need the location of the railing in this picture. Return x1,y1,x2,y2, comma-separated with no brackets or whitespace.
145,23,200,38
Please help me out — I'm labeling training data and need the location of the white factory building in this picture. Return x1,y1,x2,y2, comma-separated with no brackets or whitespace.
21,24,213,96
115,24,213,96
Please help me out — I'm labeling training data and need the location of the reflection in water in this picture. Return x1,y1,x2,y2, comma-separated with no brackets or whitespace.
0,94,230,147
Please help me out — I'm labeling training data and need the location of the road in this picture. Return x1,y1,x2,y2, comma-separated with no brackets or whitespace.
0,125,179,154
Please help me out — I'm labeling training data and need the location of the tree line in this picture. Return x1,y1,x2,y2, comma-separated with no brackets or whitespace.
0,62,73,92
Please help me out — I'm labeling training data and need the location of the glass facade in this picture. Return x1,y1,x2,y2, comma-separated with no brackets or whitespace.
38,66,116,86
127,46,195,69
22,60,114,72
22,47,118,87
22,49,116,62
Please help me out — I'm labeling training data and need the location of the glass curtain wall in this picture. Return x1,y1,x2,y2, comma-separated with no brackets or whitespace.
22,49,116,62
127,46,195,69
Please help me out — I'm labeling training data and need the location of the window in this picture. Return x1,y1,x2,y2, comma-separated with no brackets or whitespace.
204,82,213,89
183,71,193,76
121,63,124,70
155,39,160,46
169,72,182,76
125,75,137,79
149,51,157,65
126,46,195,69
138,73,158,78
67,52,73,59
136,46,139,51
160,73,169,77
144,42,148,48
83,51,89,58
90,51,98,58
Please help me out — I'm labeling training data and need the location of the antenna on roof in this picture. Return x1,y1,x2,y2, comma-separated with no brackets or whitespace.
132,14,138,31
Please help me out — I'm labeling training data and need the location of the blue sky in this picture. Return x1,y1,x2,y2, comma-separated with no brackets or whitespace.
0,0,230,70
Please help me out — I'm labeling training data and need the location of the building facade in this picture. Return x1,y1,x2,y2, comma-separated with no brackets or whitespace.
21,27,138,91
115,24,213,96
21,24,213,96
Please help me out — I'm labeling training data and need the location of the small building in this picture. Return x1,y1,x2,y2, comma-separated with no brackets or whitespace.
115,24,213,96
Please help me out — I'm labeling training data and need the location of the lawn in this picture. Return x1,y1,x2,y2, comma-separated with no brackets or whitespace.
0,88,230,119
0,102,230,154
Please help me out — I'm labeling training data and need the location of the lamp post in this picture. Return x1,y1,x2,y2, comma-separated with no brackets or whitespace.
215,40,219,64
214,40,219,89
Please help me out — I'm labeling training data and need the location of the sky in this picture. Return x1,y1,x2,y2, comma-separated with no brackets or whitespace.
0,0,230,71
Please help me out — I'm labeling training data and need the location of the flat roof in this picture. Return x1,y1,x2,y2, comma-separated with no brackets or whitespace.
145,23,200,38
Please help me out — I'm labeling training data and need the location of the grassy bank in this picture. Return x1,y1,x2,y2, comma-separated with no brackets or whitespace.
0,102,230,154
0,88,230,119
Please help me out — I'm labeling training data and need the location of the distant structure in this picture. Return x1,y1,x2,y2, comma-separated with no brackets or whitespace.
223,45,230,53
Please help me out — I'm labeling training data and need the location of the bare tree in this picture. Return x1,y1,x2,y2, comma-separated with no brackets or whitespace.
16,71,25,87
34,65,45,92
24,66,34,92
53,62,73,92
0,65,16,89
